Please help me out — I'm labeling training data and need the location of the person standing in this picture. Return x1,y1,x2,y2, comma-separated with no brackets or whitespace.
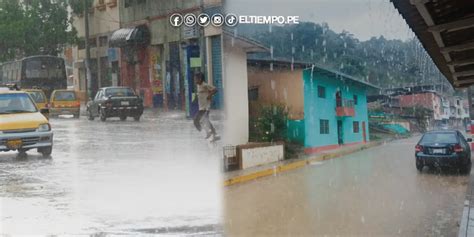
193,73,219,141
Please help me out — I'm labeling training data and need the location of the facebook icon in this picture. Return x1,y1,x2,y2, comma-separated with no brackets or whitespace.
170,13,183,27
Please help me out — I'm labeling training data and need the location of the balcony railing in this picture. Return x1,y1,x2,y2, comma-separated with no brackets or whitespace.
336,99,355,117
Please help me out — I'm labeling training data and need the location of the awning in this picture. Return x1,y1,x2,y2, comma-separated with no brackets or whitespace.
109,25,150,48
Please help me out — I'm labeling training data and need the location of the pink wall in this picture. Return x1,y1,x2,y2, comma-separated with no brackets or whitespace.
397,93,442,120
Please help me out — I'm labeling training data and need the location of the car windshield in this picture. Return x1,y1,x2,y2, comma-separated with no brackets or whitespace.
27,91,46,103
54,91,76,101
105,88,135,97
420,133,458,144
0,93,37,114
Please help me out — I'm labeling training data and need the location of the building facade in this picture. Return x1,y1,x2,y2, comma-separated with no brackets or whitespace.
72,0,224,113
113,0,223,113
246,59,377,153
72,0,121,101
302,68,376,154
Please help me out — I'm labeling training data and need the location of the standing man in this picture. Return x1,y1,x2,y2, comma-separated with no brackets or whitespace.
193,72,219,141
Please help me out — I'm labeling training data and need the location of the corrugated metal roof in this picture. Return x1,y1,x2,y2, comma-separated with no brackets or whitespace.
391,0,474,88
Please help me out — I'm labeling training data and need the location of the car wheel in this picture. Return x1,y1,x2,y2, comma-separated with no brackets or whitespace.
88,109,94,120
120,116,127,121
133,115,140,121
416,161,423,172
461,157,472,174
38,146,52,158
99,109,107,122
18,149,28,155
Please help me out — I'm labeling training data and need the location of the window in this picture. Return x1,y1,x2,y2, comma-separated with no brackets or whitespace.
318,86,325,98
54,91,76,101
320,119,329,134
94,90,102,100
78,38,85,50
99,36,108,47
353,121,359,133
124,0,133,8
88,38,97,48
248,87,259,101
353,95,358,105
420,132,457,144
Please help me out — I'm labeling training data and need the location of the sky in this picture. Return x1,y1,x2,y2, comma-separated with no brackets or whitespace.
226,0,415,41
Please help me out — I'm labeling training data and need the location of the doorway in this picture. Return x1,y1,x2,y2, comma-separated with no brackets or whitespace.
362,121,367,143
337,120,344,145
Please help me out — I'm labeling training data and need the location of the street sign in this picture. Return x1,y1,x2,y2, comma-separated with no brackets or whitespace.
107,48,119,62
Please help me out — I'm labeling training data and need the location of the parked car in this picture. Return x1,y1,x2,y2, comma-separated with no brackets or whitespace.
24,89,48,110
50,90,80,118
415,130,472,172
86,87,143,122
441,124,449,130
24,89,49,119
0,87,53,157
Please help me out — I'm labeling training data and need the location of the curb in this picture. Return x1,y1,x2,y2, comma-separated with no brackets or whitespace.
458,164,474,237
224,140,385,187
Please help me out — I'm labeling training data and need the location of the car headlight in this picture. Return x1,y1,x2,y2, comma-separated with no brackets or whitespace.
37,123,51,132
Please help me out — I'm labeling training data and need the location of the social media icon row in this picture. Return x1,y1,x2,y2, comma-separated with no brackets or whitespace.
170,13,238,27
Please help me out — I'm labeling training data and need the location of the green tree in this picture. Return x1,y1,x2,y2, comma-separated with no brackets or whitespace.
0,0,78,61
250,104,289,143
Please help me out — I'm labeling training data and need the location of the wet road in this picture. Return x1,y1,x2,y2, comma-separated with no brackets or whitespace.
225,136,470,236
0,111,222,235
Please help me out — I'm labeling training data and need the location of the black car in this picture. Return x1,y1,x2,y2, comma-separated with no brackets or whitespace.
87,87,144,122
415,130,472,172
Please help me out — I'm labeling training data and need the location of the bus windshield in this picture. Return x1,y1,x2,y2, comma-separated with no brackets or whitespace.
25,59,65,79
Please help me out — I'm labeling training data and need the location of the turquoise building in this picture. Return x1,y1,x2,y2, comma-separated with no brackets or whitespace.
246,58,378,154
288,65,378,154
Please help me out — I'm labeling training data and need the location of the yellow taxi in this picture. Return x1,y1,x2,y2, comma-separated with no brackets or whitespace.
24,89,49,117
0,87,53,157
50,89,80,118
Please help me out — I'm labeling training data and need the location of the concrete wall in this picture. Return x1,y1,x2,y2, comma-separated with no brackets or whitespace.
73,0,120,38
119,0,202,44
303,69,370,150
247,66,304,120
72,0,121,99
223,40,249,146
239,144,284,169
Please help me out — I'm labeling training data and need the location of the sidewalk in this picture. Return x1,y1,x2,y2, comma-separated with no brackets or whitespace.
458,170,474,237
224,139,395,186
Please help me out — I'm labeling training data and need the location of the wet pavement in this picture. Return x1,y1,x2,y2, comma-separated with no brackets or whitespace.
0,110,222,235
225,136,470,236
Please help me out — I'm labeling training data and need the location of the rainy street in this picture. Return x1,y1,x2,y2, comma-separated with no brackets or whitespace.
0,111,222,235
225,136,470,236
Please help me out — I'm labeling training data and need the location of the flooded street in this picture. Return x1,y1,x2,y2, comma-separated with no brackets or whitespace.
225,136,469,236
0,111,222,235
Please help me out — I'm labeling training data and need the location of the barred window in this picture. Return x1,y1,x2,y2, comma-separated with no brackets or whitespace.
353,121,360,133
320,119,329,134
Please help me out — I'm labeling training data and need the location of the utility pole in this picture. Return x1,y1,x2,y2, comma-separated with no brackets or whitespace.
84,0,92,99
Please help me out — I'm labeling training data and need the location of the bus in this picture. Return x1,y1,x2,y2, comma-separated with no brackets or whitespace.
0,55,67,97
